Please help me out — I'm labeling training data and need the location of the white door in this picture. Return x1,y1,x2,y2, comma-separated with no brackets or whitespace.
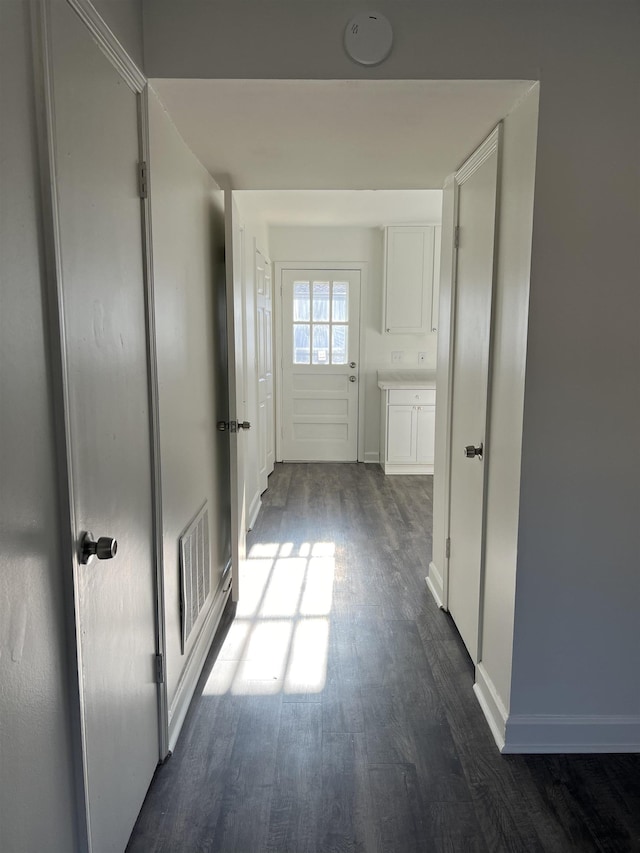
224,194,248,599
264,258,276,476
281,269,361,462
447,128,500,663
256,249,274,491
49,5,159,851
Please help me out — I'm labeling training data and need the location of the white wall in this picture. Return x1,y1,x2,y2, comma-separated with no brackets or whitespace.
0,4,78,850
479,86,539,717
269,225,438,462
147,90,231,741
143,0,640,741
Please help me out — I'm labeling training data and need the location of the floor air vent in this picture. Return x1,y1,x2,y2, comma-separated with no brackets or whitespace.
179,502,211,652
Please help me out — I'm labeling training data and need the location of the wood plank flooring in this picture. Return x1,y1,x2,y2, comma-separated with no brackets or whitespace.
127,463,640,853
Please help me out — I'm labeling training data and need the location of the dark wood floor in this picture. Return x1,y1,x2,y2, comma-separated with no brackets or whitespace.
128,463,640,853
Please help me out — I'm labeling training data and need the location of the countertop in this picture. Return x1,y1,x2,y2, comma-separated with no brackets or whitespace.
377,369,436,390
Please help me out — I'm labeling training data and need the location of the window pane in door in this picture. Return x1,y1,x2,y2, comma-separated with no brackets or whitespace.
331,325,348,364
312,282,330,322
312,324,330,364
294,323,310,364
293,282,310,321
332,282,348,322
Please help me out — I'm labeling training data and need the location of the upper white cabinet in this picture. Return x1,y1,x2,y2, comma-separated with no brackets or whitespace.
383,225,436,334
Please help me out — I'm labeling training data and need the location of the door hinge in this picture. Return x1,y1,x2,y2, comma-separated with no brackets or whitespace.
445,537,451,559
155,653,165,684
454,226,460,249
138,161,148,199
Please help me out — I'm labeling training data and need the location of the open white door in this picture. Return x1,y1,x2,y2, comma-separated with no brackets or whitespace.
223,193,247,601
447,127,501,663
256,248,274,491
45,4,159,850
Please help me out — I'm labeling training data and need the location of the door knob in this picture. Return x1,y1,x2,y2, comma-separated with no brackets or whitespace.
80,531,118,564
349,361,357,369
348,375,357,383
238,421,251,430
464,443,483,459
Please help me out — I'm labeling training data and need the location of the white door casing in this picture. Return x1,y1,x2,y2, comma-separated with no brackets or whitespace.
45,3,159,850
447,127,501,664
224,194,248,601
242,231,261,529
280,269,361,462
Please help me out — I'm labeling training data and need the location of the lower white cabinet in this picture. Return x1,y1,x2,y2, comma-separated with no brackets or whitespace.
380,388,436,474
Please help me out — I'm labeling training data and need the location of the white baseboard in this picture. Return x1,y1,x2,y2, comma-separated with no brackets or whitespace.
502,713,640,753
168,578,232,752
382,463,434,475
247,494,261,532
426,561,445,609
474,663,508,751
364,451,380,464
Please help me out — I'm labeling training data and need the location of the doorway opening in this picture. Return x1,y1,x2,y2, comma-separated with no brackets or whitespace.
148,74,540,744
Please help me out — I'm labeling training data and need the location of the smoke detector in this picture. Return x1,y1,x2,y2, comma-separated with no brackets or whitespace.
344,12,393,66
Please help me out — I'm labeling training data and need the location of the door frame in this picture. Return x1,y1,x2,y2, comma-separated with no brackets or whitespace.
32,2,167,847
430,126,502,664
274,261,368,463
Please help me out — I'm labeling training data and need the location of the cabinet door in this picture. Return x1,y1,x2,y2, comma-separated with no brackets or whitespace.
387,405,416,463
416,405,436,465
384,226,435,334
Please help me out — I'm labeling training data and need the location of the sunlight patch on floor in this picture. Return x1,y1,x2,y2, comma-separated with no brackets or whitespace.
202,541,335,696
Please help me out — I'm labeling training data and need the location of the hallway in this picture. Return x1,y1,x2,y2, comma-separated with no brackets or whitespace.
127,464,640,852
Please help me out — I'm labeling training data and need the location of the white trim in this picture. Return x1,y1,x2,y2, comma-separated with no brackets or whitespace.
455,125,501,185
503,714,640,754
364,451,380,464
438,174,458,611
381,463,434,475
474,662,508,751
379,220,442,230
274,260,367,464
426,562,444,609
475,123,503,664
168,580,232,752
357,265,368,463
138,86,169,761
247,493,262,532
66,0,146,93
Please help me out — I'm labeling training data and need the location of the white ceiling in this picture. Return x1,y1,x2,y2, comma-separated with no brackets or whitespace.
150,78,535,191
235,189,443,228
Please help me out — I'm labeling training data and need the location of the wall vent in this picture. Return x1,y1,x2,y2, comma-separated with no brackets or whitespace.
179,502,211,652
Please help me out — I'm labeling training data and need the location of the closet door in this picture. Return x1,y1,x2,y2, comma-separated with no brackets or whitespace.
48,4,159,850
